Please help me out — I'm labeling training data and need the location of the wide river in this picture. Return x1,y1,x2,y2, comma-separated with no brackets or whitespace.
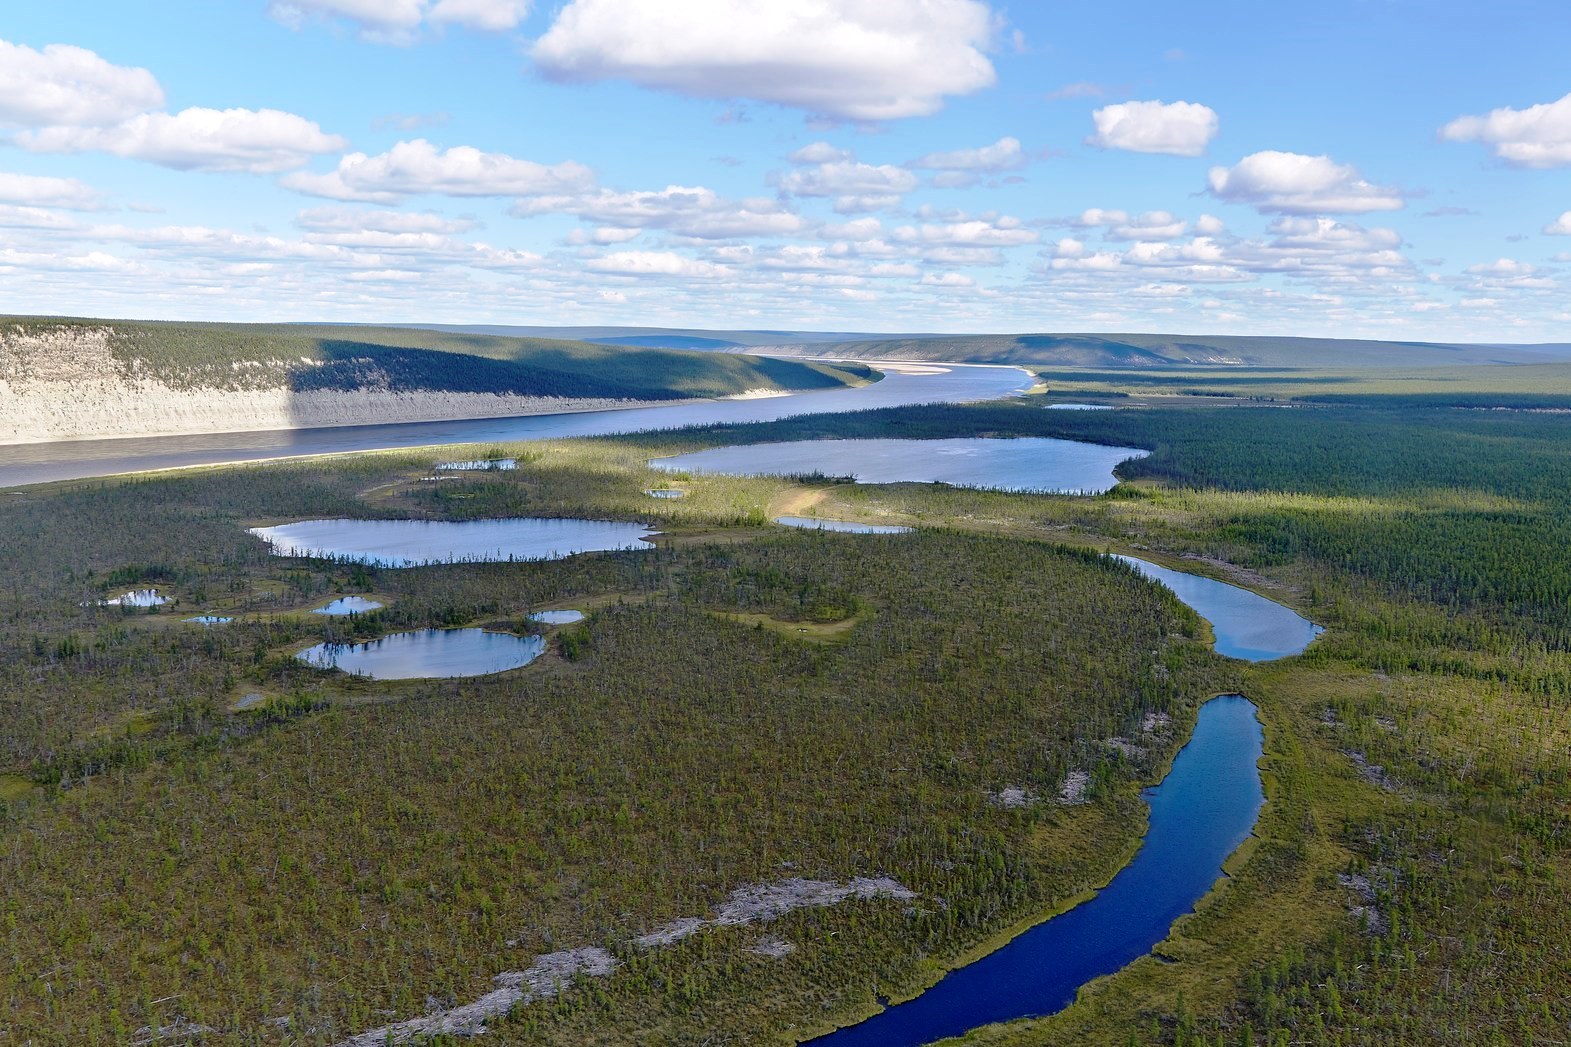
0,363,1031,489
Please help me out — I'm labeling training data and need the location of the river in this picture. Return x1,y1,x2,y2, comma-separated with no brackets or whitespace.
0,363,1031,489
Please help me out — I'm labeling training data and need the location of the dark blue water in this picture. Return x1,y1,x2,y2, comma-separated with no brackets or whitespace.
1112,556,1322,662
805,694,1265,1047
0,364,1031,489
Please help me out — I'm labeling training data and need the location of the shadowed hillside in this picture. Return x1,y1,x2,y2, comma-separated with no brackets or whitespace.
0,317,876,444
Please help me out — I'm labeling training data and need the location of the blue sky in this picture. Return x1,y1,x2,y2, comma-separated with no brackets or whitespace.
2,0,1569,339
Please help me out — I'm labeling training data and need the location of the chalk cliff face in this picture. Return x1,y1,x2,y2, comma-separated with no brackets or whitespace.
0,325,672,444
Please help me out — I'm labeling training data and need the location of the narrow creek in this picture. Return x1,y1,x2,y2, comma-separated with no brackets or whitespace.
807,554,1319,1045
805,694,1266,1047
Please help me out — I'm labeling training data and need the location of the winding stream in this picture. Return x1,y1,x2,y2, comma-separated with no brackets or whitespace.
806,694,1266,1047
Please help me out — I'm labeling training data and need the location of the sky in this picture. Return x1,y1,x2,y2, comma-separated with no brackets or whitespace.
1,0,1569,340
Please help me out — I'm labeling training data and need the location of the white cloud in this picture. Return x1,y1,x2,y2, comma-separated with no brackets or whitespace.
1544,211,1571,235
0,38,164,128
920,272,975,287
1077,208,1188,241
282,139,594,201
0,172,103,210
789,142,852,164
584,250,728,278
893,216,1035,247
269,0,529,41
295,206,476,234
910,136,1024,172
22,107,346,173
531,0,997,120
1441,93,1571,169
1087,100,1217,157
1207,151,1405,213
515,184,804,238
777,160,917,200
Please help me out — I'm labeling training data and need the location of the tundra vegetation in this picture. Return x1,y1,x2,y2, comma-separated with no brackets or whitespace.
1,367,1569,1045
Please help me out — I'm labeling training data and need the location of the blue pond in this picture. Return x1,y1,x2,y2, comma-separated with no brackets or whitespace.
249,518,656,567
297,628,545,680
775,516,913,534
805,694,1265,1047
1112,555,1322,662
528,609,585,625
650,437,1148,495
313,596,385,615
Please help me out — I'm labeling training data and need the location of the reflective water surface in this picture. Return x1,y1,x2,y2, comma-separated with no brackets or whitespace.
249,518,657,567
774,516,913,534
1112,555,1322,661
313,596,385,615
1,364,1032,488
805,694,1265,1047
297,629,546,680
651,437,1148,494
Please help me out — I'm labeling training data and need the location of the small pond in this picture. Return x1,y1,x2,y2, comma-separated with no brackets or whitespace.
249,518,657,567
1112,555,1322,662
649,437,1148,495
805,694,1265,1047
775,516,913,534
645,488,687,499
528,610,585,625
313,596,385,616
297,629,546,680
96,589,169,607
184,616,233,626
1044,403,1114,410
436,458,517,471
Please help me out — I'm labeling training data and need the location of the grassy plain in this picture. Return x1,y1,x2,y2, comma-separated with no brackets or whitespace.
2,368,1570,1044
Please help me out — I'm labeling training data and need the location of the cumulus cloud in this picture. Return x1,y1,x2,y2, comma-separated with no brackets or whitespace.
1441,93,1571,168
0,172,104,210
776,158,916,212
0,38,164,128
584,249,728,278
1087,100,1217,156
531,0,998,121
21,107,346,173
893,216,1035,247
269,0,529,41
788,142,852,165
910,136,1024,172
1076,208,1188,240
295,206,476,234
1543,211,1571,235
515,184,803,239
1207,151,1405,213
282,139,594,201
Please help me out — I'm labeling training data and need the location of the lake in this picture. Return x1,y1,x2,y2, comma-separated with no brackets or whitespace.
313,596,385,615
650,437,1148,494
248,518,657,567
775,516,914,534
0,364,1032,489
297,629,546,680
528,610,585,624
804,694,1265,1047
1112,555,1322,661
95,589,168,607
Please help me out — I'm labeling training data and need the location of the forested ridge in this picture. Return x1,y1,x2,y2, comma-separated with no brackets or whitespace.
0,316,875,399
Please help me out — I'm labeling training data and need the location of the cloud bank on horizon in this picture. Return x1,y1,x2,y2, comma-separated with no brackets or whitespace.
0,0,1568,341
